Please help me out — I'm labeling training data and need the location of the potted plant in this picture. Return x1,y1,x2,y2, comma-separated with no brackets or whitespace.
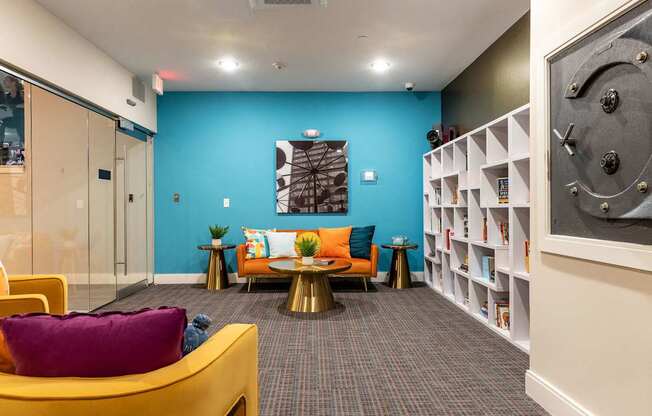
209,225,229,246
297,237,319,265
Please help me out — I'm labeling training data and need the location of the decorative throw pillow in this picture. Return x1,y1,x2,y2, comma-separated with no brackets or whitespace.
0,322,15,374
319,227,352,258
295,232,321,257
242,228,274,259
350,226,376,259
0,260,9,296
1,307,187,377
266,231,298,258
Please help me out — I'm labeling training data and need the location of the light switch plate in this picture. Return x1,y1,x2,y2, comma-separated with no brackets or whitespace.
223,198,230,208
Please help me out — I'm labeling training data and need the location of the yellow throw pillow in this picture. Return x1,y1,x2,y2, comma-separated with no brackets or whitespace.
318,227,352,258
0,261,8,296
295,232,321,257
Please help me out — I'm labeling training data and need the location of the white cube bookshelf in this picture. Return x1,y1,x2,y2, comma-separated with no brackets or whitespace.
423,104,532,354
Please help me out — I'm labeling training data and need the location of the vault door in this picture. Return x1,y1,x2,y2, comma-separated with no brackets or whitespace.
549,2,652,244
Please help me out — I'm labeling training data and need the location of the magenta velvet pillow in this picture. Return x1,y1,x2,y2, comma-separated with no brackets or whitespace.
1,307,187,377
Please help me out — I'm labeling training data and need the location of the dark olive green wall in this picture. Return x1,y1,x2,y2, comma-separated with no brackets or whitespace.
442,12,530,134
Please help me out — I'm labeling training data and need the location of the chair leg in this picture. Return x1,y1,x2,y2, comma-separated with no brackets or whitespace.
247,277,252,293
363,277,368,292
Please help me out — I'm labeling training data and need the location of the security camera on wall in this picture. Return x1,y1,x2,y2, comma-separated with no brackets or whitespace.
405,82,415,91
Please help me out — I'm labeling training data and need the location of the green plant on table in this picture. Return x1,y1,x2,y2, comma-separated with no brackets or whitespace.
297,237,318,257
209,225,229,239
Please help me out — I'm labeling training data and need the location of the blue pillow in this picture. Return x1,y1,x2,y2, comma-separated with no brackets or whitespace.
349,226,375,259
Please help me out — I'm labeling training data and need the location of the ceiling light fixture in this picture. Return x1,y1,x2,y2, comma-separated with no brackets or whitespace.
370,59,391,73
217,58,240,72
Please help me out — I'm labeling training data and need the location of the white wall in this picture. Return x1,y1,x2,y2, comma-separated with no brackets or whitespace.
528,1,652,415
0,0,156,131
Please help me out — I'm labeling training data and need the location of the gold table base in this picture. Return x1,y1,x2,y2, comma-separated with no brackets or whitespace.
387,249,413,289
207,250,229,291
286,273,335,313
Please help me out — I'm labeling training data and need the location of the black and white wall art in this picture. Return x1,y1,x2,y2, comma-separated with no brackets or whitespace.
275,140,348,214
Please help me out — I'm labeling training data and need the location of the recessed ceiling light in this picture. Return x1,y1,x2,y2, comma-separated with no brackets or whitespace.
217,58,240,72
370,59,391,73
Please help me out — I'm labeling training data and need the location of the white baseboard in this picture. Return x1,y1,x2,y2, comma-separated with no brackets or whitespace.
526,370,593,416
154,271,424,285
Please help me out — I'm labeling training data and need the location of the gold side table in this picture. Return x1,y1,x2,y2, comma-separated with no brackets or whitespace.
268,259,352,313
382,244,418,289
198,244,236,291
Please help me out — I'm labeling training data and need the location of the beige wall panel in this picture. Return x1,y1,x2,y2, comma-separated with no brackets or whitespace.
88,111,116,308
31,86,89,310
530,0,652,414
0,83,32,273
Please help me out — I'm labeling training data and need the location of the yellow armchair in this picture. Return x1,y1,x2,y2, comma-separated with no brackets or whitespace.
0,274,68,318
0,323,259,416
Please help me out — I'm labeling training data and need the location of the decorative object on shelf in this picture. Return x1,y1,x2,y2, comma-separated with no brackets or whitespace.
296,233,320,265
497,177,509,204
209,225,229,246
426,124,443,149
549,3,652,246
480,301,488,318
198,244,236,291
183,314,212,356
482,256,495,282
382,243,418,289
391,235,409,245
482,217,488,241
434,187,441,205
445,229,452,250
360,169,378,184
275,140,348,214
460,254,469,272
524,240,530,273
451,185,459,204
463,214,469,238
495,301,510,330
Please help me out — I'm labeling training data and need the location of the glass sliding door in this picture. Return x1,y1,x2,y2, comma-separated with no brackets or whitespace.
115,131,148,296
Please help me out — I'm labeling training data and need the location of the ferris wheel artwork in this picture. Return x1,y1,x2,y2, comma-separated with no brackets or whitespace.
275,140,348,214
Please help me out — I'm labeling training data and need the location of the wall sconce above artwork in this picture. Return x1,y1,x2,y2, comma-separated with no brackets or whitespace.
303,129,320,138
361,169,378,184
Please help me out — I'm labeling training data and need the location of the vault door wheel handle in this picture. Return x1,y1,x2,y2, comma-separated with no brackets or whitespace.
554,122,577,156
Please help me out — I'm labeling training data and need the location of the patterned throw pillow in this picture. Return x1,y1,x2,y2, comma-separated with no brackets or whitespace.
242,228,273,259
0,260,9,296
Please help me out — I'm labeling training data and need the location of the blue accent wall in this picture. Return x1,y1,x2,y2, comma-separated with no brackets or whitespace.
155,92,440,274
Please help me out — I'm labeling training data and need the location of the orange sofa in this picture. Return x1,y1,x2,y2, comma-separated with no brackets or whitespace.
236,229,378,292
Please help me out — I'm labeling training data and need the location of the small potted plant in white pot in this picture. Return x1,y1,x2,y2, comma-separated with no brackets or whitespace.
297,236,318,266
209,225,229,246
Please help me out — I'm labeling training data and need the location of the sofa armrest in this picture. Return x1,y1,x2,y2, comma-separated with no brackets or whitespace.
0,294,49,318
0,324,259,416
370,244,379,277
8,275,67,315
236,244,247,277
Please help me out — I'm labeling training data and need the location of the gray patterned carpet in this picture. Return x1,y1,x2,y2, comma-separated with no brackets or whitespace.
99,280,547,416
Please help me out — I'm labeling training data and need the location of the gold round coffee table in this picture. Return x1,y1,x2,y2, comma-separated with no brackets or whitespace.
268,259,352,313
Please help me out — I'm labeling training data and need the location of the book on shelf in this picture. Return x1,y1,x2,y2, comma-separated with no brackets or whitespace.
480,301,488,318
499,222,509,245
481,217,488,241
451,185,458,204
495,301,510,329
463,214,469,238
524,240,530,273
497,177,509,204
482,256,495,282
445,229,452,251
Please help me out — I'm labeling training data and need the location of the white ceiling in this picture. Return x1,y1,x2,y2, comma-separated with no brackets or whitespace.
36,0,529,92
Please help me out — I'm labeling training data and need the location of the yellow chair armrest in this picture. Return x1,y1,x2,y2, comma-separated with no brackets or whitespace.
8,274,67,315
0,323,259,416
0,294,49,318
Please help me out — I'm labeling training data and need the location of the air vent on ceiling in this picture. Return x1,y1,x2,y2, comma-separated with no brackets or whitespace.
249,0,327,10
